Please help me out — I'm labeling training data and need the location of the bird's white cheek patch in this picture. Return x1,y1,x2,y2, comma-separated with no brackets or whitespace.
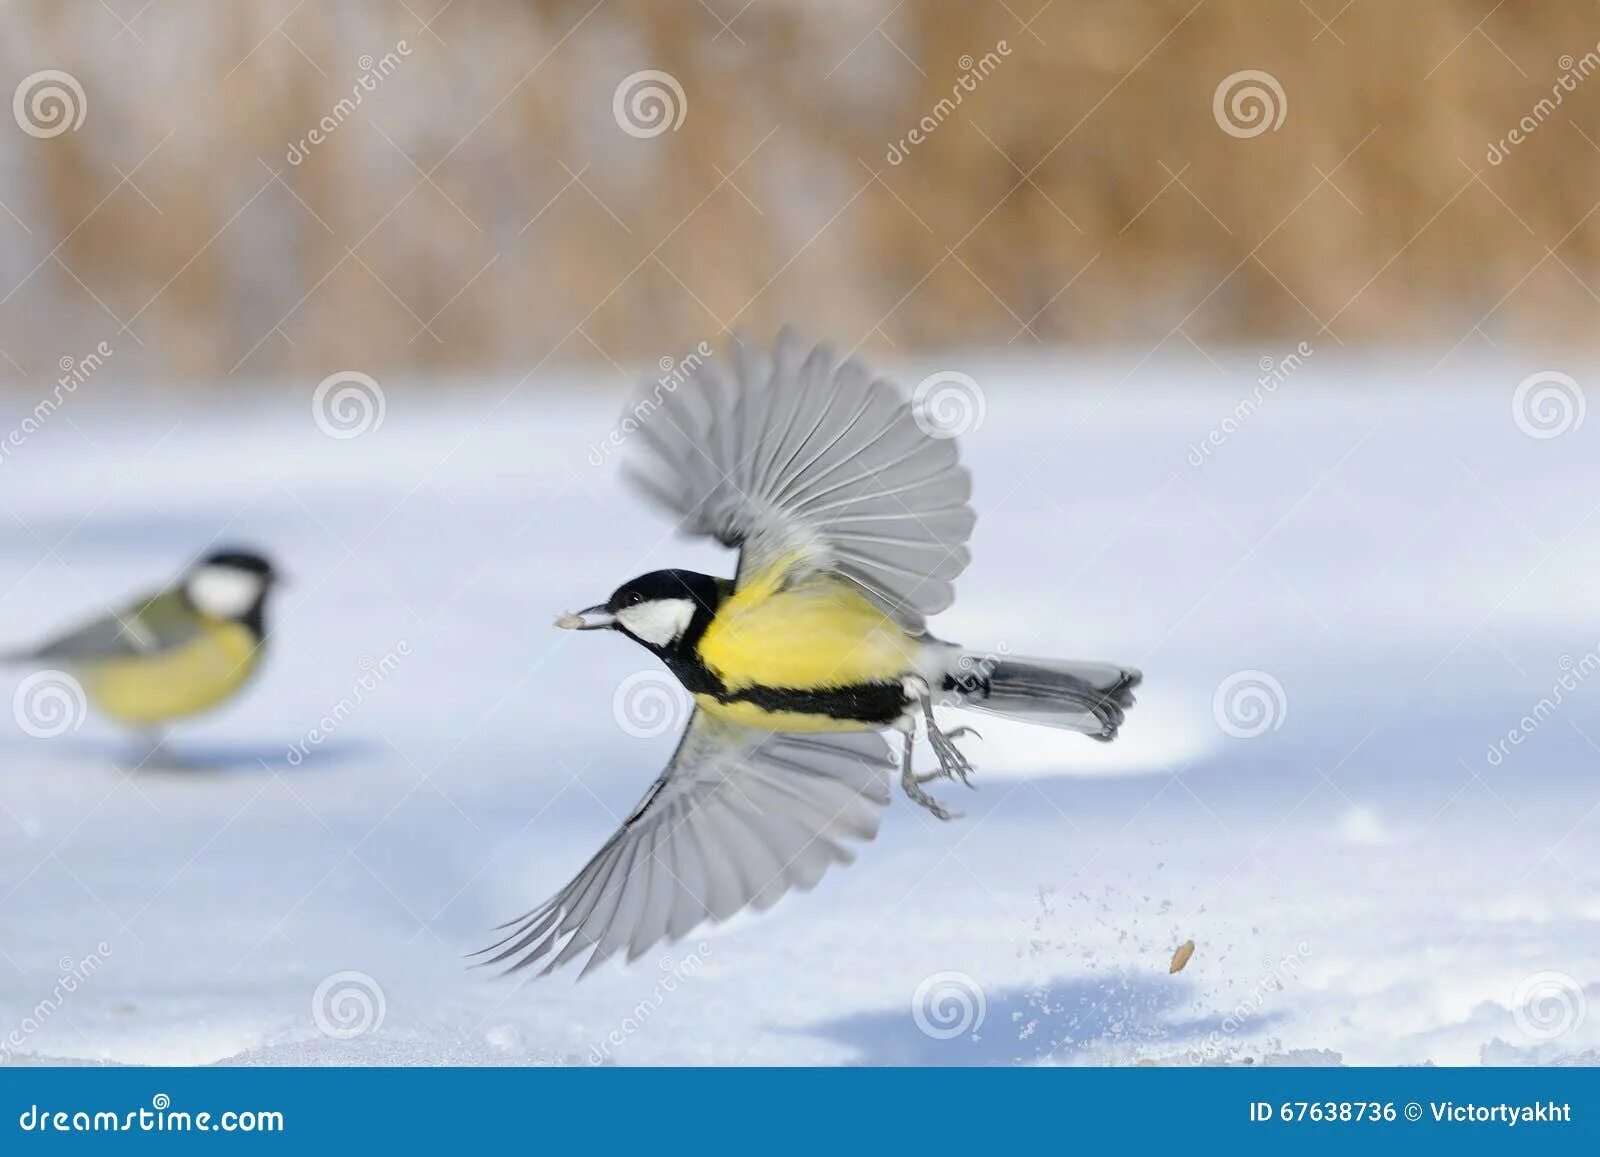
185,566,265,619
616,599,696,646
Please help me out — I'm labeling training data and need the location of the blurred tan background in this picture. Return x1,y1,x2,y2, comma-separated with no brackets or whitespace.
0,0,1597,384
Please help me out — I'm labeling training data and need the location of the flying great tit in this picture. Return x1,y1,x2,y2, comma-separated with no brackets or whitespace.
480,331,1139,977
5,548,280,734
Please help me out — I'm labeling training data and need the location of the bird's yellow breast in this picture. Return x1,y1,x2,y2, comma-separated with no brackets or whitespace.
76,618,262,726
694,567,918,730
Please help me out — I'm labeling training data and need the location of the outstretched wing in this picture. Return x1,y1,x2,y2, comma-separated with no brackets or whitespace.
623,330,976,633
19,590,199,664
477,712,893,978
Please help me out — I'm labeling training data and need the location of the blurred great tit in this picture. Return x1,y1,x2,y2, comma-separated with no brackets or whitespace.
5,548,279,733
480,331,1140,978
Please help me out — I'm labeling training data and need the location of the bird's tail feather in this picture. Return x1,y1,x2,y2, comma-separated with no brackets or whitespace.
944,651,1141,741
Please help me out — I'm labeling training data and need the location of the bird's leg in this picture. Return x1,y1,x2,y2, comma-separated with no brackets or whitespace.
117,728,174,773
895,679,984,819
920,692,980,790
136,729,166,764
898,725,955,821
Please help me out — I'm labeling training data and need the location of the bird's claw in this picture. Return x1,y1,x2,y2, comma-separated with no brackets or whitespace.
927,721,979,789
897,702,982,817
899,763,959,821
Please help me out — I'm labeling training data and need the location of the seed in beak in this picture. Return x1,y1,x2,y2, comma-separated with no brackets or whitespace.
554,604,615,631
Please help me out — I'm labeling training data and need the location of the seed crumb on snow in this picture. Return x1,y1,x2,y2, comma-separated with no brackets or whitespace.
1169,940,1195,973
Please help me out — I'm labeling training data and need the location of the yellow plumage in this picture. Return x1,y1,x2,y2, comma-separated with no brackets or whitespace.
76,617,262,727
693,560,917,733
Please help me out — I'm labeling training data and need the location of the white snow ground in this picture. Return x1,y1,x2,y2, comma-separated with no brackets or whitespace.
1,348,1597,1067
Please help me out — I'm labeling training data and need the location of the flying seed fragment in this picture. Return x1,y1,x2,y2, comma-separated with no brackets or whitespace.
1169,939,1195,973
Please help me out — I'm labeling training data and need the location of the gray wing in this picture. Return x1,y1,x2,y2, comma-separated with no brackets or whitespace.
17,589,198,663
622,329,976,633
478,711,893,979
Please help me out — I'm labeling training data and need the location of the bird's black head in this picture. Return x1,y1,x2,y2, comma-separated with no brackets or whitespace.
199,548,278,581
561,569,721,653
183,547,281,625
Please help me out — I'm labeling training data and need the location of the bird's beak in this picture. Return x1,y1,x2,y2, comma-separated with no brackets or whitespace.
554,603,615,631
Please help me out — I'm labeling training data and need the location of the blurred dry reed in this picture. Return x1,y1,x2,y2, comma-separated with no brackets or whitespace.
0,0,1596,385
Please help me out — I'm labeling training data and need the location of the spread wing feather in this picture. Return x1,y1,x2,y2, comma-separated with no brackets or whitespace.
623,330,976,632
12,589,199,664
478,712,892,978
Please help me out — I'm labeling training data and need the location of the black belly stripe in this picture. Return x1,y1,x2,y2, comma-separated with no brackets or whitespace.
717,681,908,725
660,647,909,725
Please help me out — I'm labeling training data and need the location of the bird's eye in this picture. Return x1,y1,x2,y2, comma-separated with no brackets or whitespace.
625,592,645,607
